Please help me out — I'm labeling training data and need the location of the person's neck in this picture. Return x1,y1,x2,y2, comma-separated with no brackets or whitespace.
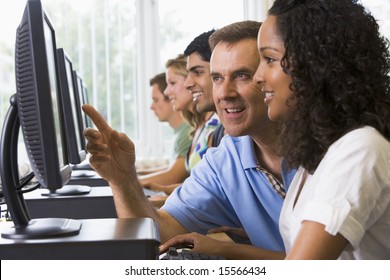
195,111,215,131
168,112,186,130
203,111,214,122
251,123,283,182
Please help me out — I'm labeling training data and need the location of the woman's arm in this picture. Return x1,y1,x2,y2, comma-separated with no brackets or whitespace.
286,221,349,259
143,182,182,195
139,157,189,186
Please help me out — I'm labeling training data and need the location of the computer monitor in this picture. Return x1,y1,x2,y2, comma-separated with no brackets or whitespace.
56,48,86,164
73,70,91,136
82,85,93,129
0,0,81,239
69,70,97,173
56,49,95,179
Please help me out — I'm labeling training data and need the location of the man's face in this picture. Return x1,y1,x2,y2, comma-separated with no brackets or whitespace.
184,52,215,113
150,84,174,122
210,39,267,137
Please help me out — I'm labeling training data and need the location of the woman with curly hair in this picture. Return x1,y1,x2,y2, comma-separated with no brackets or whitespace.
255,0,390,259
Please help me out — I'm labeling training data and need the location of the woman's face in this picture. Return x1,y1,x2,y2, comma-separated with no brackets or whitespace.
164,67,193,112
254,15,294,122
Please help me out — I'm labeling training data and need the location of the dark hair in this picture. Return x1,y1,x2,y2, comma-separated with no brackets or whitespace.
184,30,215,62
149,72,168,101
269,0,390,173
209,20,261,51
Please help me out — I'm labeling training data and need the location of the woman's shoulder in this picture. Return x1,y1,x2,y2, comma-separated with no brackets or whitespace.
328,126,390,158
337,126,388,145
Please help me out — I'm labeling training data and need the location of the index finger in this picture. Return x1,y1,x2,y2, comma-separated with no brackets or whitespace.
82,104,112,133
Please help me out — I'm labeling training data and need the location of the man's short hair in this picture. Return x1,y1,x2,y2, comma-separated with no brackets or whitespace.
184,29,216,62
209,20,261,51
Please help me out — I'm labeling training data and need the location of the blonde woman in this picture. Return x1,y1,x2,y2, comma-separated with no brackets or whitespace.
141,54,218,195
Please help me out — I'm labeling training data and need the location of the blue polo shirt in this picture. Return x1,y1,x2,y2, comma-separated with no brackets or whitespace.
162,135,296,251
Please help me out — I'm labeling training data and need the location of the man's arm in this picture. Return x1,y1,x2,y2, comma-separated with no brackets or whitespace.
82,104,189,242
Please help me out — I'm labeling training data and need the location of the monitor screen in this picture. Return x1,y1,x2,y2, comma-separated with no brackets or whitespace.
0,0,81,239
56,48,86,164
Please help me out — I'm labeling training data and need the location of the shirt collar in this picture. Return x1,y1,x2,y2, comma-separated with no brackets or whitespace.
237,135,258,169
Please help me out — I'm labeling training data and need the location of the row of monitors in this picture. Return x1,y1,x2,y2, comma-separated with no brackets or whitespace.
57,48,92,165
0,0,92,239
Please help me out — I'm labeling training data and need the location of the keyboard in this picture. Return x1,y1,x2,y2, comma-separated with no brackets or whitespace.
160,247,225,260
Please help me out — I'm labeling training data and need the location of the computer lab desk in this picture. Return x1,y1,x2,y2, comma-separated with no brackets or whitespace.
23,185,166,220
68,170,109,186
68,170,168,208
24,186,117,219
0,217,160,259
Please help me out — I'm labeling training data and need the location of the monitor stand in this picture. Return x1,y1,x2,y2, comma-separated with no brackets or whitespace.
0,218,81,239
71,169,96,177
41,185,92,197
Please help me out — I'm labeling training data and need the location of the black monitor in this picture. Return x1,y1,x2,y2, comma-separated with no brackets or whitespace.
82,85,93,129
56,48,86,164
0,0,81,239
73,70,92,136
70,70,96,173
55,48,95,186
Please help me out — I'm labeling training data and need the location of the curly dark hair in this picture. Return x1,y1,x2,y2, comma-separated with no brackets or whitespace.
184,30,215,62
269,0,390,173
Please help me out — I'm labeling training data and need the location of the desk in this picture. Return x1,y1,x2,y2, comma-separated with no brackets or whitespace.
24,187,117,219
0,218,160,259
67,171,109,187
24,186,164,219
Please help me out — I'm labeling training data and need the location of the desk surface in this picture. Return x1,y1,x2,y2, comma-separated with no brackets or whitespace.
23,185,164,220
0,218,160,259
68,172,109,186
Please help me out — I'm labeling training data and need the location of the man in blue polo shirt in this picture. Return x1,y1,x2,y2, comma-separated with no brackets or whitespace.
83,20,296,258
